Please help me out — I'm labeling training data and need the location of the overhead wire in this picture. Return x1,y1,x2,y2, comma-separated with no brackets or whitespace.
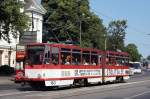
91,8,149,35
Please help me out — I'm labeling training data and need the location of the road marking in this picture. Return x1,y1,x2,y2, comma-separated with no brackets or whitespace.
84,79,150,91
1,79,150,97
27,80,150,97
124,90,150,99
0,91,38,97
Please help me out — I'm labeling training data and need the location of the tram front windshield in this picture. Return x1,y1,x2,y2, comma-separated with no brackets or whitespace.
26,45,45,65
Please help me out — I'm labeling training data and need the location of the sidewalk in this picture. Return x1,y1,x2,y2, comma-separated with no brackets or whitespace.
0,76,14,85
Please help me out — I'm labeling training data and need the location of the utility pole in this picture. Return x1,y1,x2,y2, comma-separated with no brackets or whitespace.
8,46,11,66
31,10,34,42
104,38,107,51
32,11,34,32
79,20,82,47
77,0,82,47
104,34,107,51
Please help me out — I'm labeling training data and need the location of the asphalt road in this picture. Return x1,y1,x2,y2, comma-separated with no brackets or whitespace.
0,69,150,99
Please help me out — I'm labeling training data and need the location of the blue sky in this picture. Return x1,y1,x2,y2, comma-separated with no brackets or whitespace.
90,0,150,58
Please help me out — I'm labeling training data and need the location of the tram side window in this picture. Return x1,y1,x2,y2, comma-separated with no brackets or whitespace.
44,46,50,64
116,57,121,66
27,46,44,65
116,56,125,66
98,55,102,65
52,47,59,65
61,48,71,65
82,51,90,65
107,56,116,65
124,57,129,65
106,54,110,65
44,51,50,64
72,49,81,65
117,56,129,66
121,58,126,66
91,52,98,65
115,56,127,66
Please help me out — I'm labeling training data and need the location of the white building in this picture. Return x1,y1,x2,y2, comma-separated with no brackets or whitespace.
20,0,46,44
0,0,46,67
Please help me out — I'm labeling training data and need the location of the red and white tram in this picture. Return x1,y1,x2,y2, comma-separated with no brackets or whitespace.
15,51,25,83
15,43,129,87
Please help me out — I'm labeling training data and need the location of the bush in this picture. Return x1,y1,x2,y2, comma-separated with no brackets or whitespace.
0,65,15,76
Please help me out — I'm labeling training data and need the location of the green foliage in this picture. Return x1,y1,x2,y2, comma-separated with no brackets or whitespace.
107,20,127,51
42,0,106,49
41,0,142,59
125,43,142,62
147,55,150,60
0,65,15,75
0,0,29,43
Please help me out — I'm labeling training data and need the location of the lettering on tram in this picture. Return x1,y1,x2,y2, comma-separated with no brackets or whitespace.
61,71,70,77
74,70,101,76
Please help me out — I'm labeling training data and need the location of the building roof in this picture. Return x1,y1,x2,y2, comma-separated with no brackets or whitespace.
24,0,46,15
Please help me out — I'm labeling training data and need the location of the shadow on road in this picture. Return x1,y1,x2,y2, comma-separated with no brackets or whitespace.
16,81,126,92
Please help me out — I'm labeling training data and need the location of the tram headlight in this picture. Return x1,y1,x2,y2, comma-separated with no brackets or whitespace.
16,72,24,78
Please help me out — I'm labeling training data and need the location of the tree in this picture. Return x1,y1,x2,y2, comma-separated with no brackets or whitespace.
125,43,142,62
147,55,150,61
0,0,29,43
107,20,127,51
41,0,106,49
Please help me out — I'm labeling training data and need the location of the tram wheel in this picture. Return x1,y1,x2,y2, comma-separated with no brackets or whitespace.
120,77,125,83
29,82,45,89
116,76,124,83
79,79,88,87
73,79,88,87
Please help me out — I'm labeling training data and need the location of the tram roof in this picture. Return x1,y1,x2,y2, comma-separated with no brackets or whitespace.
106,51,129,56
26,43,103,52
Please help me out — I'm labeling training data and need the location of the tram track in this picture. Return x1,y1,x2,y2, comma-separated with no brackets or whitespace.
25,80,150,99
0,77,150,98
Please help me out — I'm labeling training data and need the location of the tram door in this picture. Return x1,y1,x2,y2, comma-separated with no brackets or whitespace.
99,54,105,83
